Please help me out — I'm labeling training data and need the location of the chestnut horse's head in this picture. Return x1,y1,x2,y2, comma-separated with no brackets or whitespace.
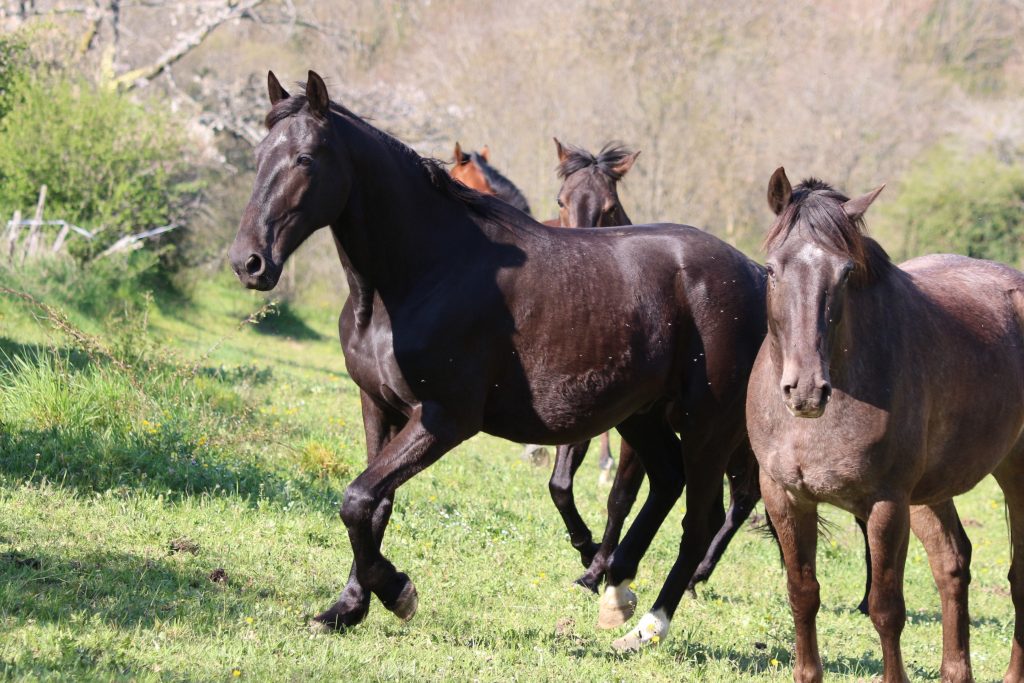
230,71,350,290
763,167,886,418
449,142,491,193
554,139,639,228
449,143,531,215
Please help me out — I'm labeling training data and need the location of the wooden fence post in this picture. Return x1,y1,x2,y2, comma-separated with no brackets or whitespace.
7,210,22,260
24,184,47,261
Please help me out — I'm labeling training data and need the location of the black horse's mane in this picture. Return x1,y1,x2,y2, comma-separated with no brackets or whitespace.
557,141,635,181
469,152,532,215
264,95,532,228
764,178,892,284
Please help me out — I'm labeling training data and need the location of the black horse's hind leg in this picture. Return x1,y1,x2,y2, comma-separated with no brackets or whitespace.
313,391,406,630
612,433,735,650
856,516,872,615
576,440,644,593
686,482,752,593
338,402,464,623
549,440,600,568
687,444,761,593
598,411,684,629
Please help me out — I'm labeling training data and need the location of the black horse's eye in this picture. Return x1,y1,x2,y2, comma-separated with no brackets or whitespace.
297,154,314,167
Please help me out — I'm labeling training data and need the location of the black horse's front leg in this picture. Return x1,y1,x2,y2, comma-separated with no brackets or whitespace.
313,391,405,631
549,441,600,568
336,402,464,625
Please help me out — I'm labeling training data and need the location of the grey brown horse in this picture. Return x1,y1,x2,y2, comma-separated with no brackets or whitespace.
747,168,1024,683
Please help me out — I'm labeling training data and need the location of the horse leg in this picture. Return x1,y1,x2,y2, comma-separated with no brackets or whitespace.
856,516,872,616
866,499,912,683
612,438,731,650
597,412,684,629
597,431,615,486
313,391,404,630
576,439,644,593
549,440,600,569
994,465,1024,683
910,501,973,682
760,471,823,683
334,402,464,625
687,443,759,593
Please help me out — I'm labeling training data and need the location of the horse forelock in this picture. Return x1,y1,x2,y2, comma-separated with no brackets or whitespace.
557,141,635,182
764,179,892,284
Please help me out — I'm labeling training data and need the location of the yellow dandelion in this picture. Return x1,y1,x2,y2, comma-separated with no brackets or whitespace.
232,668,242,677
770,658,780,667
245,617,254,625
651,635,660,643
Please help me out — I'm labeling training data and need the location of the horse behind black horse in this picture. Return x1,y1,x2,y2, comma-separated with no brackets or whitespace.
230,70,767,648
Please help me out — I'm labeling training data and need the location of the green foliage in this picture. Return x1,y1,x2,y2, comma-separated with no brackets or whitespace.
0,31,27,120
882,147,1024,265
0,75,194,258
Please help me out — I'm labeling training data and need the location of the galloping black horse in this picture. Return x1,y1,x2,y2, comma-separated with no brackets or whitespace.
229,71,767,646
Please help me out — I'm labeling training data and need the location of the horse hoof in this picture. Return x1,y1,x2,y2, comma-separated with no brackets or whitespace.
611,610,670,652
597,582,637,629
388,578,419,622
311,602,368,632
573,575,600,594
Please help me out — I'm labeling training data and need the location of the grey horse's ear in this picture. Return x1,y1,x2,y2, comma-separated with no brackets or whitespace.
843,185,886,221
305,70,330,119
453,142,464,165
767,167,792,216
268,71,289,105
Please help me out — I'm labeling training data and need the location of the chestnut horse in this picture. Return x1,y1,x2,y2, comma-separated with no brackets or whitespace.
748,168,1024,683
450,142,532,215
230,71,767,643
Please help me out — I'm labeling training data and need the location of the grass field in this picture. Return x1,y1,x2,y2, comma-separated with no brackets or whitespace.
0,268,1017,682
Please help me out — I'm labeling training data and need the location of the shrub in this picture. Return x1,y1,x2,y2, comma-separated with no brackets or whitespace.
881,147,1024,266
0,74,197,260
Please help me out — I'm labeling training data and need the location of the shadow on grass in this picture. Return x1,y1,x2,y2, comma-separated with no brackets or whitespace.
253,301,323,341
0,425,344,510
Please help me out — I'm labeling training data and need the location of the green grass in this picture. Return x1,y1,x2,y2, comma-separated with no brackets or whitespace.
0,270,1017,681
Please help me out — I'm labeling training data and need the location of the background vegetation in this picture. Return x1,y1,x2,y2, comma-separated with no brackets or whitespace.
0,1,1023,680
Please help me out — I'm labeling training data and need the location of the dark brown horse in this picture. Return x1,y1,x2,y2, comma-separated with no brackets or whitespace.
229,71,767,645
550,141,872,613
747,168,1024,683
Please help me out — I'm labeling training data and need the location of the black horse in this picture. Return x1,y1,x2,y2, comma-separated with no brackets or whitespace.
230,71,767,646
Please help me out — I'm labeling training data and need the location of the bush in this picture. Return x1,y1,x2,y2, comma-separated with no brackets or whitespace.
882,147,1024,266
0,74,197,260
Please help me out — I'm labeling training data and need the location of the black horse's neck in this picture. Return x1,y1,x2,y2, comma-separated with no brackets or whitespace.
327,112,495,324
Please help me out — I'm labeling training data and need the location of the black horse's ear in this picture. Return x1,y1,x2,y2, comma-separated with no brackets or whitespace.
554,137,568,164
453,142,464,165
767,167,792,215
306,70,330,119
843,185,886,221
268,70,289,105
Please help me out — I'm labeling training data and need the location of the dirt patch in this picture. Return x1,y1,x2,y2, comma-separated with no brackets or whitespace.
0,551,41,570
169,536,200,555
208,567,228,584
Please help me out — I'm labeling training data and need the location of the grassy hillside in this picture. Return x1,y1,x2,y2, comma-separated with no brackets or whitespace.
0,272,1017,681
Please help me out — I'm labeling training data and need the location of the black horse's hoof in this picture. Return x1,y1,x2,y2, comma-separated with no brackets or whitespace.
578,542,601,569
380,572,419,622
310,601,369,632
573,574,601,594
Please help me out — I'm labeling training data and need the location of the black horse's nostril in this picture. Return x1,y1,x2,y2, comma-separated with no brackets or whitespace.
782,383,794,399
245,254,264,276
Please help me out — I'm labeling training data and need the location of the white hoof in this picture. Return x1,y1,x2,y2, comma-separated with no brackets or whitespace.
597,581,637,629
611,609,670,652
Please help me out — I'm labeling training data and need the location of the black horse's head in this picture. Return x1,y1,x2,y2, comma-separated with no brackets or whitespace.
230,71,350,290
